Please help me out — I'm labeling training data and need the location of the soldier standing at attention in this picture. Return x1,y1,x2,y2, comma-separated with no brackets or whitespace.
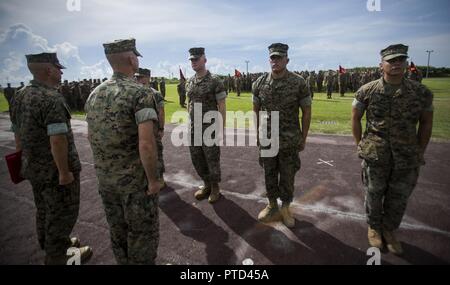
3,83,15,109
10,52,92,265
325,70,334,99
235,75,241,97
338,71,347,97
316,71,324,93
85,39,161,264
186,47,227,203
159,77,166,100
177,76,187,108
252,43,312,228
135,68,166,189
352,44,434,255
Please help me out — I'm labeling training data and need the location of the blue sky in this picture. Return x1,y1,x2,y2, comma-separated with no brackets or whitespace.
1,0,449,85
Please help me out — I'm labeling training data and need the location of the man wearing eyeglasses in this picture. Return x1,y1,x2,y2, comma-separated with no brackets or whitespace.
352,44,434,255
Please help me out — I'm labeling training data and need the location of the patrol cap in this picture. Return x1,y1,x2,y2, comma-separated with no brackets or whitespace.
188,47,205,60
135,68,151,77
268,43,289,57
380,44,409,61
25,52,66,69
103,38,142,57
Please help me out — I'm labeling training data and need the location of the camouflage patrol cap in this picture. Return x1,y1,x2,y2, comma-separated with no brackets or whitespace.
135,68,151,77
25,52,66,69
380,44,409,61
103,38,142,57
268,43,289,57
188,47,205,60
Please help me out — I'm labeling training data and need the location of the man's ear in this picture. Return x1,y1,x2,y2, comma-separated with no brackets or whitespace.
204,57,207,64
287,57,290,64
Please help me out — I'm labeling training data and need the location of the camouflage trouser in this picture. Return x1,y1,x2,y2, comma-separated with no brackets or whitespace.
361,160,419,231
327,84,333,97
317,82,323,92
260,148,301,204
339,82,347,96
189,145,221,184
157,139,165,178
30,173,80,257
99,189,159,265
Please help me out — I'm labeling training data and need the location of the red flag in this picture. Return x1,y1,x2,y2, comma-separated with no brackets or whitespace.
410,62,417,72
339,65,346,74
179,67,186,81
235,69,242,77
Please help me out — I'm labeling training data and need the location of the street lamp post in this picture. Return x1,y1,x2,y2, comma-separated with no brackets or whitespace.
245,60,250,74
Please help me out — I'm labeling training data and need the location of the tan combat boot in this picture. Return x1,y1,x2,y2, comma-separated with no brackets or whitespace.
368,226,383,249
45,246,93,265
194,184,211,200
208,183,221,203
280,203,295,228
383,229,403,255
258,200,281,223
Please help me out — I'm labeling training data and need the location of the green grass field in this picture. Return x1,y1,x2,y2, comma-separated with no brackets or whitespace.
1,77,449,139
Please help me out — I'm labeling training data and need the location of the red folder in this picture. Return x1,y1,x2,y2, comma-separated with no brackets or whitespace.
5,151,25,184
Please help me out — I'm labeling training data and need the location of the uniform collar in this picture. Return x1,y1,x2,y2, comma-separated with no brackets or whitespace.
29,79,57,90
112,72,134,82
379,77,407,95
269,69,289,81
194,70,211,81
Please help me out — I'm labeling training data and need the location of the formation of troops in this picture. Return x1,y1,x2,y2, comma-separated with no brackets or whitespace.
2,64,423,110
2,77,167,113
5,39,434,264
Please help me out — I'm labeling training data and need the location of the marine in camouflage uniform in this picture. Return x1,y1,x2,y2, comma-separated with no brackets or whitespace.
159,77,166,99
186,47,227,203
85,39,160,264
306,72,315,99
325,70,334,99
177,77,187,108
3,83,15,109
338,71,347,97
235,75,241,96
352,44,434,255
135,68,166,189
10,52,92,265
316,71,324,93
253,43,312,228
59,80,71,107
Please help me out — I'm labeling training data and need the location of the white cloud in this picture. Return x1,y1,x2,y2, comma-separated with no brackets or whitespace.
3,52,23,72
79,60,112,80
150,58,236,79
0,24,111,84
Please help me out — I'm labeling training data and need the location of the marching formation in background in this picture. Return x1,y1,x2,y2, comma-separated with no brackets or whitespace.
5,38,434,264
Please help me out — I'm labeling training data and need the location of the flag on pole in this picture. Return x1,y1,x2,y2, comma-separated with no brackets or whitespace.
410,61,417,72
179,67,186,80
235,69,242,77
339,65,346,74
